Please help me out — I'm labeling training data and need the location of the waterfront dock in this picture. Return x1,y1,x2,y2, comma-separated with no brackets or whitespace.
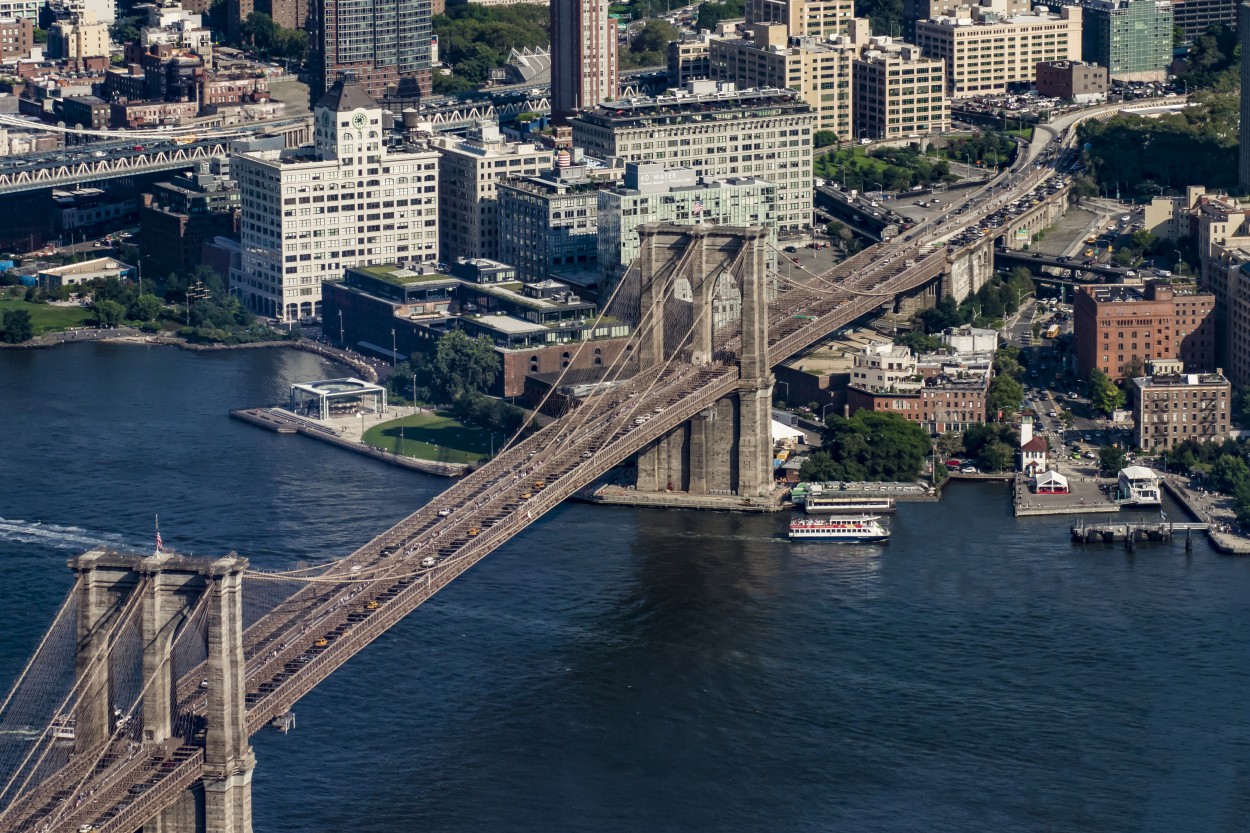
1070,519,1209,549
576,484,790,513
230,407,469,477
1161,475,1250,555
1012,472,1120,517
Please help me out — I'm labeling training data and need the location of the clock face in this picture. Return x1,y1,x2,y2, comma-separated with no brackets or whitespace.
352,112,367,128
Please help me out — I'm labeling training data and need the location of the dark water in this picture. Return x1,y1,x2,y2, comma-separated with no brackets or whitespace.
3,343,1250,832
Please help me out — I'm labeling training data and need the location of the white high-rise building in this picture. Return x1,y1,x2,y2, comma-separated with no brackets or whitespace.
232,77,440,323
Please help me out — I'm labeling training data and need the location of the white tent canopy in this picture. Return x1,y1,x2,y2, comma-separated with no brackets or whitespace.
1035,470,1068,492
772,420,806,443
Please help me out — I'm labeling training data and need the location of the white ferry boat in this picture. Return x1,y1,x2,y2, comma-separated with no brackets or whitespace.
804,495,897,515
1117,466,1161,506
789,515,890,543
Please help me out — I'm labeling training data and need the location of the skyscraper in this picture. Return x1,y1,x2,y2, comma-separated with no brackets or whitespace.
550,0,617,118
308,0,432,105
1240,3,1250,194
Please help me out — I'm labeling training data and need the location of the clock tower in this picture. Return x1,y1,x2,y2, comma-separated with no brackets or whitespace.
312,74,384,162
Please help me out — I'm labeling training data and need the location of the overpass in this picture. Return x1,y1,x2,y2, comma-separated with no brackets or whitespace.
0,119,312,197
383,68,670,131
995,247,1130,281
0,95,1160,833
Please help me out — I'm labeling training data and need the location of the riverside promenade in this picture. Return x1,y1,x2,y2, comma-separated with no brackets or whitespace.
1163,474,1250,555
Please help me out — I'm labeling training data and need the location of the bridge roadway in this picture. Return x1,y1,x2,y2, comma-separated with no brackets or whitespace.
0,108,1088,833
0,116,312,197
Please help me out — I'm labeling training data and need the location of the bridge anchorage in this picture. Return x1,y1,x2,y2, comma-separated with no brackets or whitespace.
629,224,775,499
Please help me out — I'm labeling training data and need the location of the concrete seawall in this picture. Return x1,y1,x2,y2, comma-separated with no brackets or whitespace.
230,408,468,478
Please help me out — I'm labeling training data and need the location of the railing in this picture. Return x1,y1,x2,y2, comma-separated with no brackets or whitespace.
91,749,205,833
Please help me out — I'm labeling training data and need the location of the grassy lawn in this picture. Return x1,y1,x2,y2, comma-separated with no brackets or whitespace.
362,410,494,465
0,299,94,335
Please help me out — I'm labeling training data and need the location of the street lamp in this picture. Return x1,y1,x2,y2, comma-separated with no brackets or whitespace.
338,310,344,345
1173,249,1183,271
776,380,790,405
390,328,396,368
821,403,835,422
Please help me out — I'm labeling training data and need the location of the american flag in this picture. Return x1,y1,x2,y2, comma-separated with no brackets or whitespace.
692,198,703,217
155,516,163,553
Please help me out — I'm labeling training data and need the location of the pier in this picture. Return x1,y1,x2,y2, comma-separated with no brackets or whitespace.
1070,519,1209,550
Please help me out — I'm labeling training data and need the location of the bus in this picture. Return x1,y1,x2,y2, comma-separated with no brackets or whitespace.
1044,324,1060,339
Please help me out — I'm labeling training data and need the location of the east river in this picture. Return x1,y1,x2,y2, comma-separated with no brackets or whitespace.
2,342,1250,832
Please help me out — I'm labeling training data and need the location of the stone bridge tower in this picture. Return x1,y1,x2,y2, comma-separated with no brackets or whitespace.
631,223,775,498
70,548,254,833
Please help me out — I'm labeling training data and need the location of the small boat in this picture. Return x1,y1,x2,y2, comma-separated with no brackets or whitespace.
804,495,896,515
788,515,890,543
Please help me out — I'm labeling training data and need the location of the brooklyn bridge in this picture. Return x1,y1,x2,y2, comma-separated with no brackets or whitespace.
0,122,1070,832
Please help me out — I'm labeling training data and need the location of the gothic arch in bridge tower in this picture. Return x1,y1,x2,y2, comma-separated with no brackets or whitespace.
632,223,775,499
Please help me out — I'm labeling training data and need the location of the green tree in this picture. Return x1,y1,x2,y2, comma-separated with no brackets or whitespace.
1234,483,1250,527
986,374,1024,419
854,0,902,35
961,422,1017,458
1119,356,1145,380
1099,445,1127,476
979,439,1014,472
128,294,163,323
814,130,840,148
0,308,32,343
695,0,745,31
93,299,126,328
812,410,932,482
110,16,141,44
1211,454,1250,494
434,3,549,88
1130,229,1157,251
937,430,964,457
798,450,840,482
432,330,501,402
630,19,678,53
1087,368,1125,415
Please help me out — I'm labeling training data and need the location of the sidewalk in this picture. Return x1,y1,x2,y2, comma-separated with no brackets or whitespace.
1163,473,1250,555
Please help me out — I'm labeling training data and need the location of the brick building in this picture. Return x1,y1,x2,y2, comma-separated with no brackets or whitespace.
139,160,240,279
0,15,32,59
1131,363,1231,451
1034,60,1107,103
844,344,992,434
57,94,109,129
110,98,198,127
1074,281,1216,381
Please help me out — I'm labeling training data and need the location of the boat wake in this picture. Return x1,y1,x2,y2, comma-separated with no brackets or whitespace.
0,518,131,551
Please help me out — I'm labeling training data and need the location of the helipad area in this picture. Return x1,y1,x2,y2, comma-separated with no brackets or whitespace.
289,378,387,420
